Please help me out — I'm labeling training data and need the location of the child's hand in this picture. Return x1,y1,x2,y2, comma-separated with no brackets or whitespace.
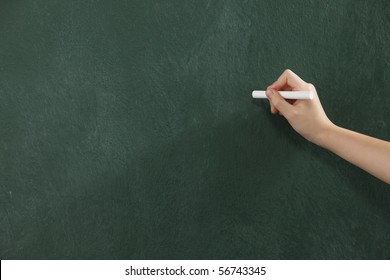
266,69,334,146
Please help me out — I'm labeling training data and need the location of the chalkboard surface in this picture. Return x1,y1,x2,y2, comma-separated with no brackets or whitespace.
1,0,390,259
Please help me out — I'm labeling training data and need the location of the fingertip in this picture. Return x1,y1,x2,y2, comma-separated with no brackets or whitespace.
269,88,279,96
265,89,272,99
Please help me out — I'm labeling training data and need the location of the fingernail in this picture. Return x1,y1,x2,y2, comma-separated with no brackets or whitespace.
266,89,272,98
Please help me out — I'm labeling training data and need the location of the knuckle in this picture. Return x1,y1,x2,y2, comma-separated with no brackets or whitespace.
307,83,315,90
284,69,293,75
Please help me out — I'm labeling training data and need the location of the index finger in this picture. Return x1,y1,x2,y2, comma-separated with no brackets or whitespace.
268,69,308,91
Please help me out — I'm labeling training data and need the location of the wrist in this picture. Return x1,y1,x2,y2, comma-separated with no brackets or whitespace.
312,122,338,148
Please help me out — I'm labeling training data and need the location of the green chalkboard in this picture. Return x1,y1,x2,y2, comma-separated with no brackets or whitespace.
1,0,390,259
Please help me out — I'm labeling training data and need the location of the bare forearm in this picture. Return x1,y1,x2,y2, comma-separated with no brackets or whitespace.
266,70,390,184
319,125,390,184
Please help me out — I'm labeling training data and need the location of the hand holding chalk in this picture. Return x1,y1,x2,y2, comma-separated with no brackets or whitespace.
263,70,390,185
263,69,334,146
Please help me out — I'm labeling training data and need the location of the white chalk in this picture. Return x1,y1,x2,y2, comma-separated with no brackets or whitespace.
252,90,313,100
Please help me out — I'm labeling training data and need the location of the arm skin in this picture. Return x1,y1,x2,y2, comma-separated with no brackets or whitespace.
319,125,390,184
265,69,390,185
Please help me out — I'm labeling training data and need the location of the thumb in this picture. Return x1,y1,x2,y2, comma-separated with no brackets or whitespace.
266,89,293,116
